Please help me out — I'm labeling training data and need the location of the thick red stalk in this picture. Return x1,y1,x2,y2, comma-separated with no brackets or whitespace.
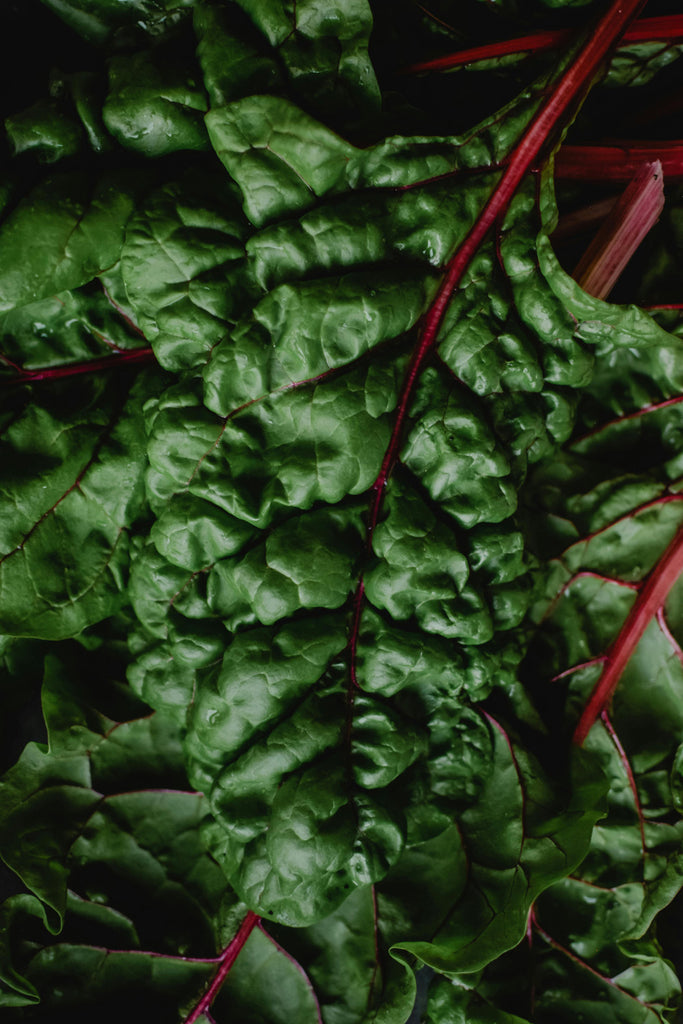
556,141,683,181
573,527,683,745
348,0,648,686
184,911,260,1024
404,15,683,74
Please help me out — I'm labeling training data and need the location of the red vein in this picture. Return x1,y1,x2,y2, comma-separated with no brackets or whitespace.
551,655,606,683
257,923,323,1024
542,569,638,626
559,494,683,549
556,141,683,181
572,160,664,300
531,912,648,1005
184,911,260,1024
404,16,683,74
571,395,683,445
5,346,156,383
600,710,646,857
101,283,147,338
61,943,224,964
347,0,647,697
0,401,128,568
656,606,683,668
573,526,683,745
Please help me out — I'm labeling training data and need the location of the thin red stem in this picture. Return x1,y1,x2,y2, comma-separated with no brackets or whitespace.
572,396,683,445
184,911,260,1024
5,346,156,383
531,913,649,1005
573,527,683,745
600,710,646,857
404,15,683,74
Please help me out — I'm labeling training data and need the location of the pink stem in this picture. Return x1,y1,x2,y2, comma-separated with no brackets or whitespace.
572,161,664,299
574,527,683,745
184,911,260,1024
404,15,683,74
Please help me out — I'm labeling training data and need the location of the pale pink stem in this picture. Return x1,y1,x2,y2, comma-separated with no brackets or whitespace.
573,161,664,299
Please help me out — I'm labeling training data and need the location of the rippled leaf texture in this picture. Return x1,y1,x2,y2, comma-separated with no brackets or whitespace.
102,41,209,157
0,173,140,314
127,38,635,933
0,372,152,639
503,294,683,1022
0,644,329,1021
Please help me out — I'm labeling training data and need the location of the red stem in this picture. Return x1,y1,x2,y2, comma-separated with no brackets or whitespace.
404,15,683,74
573,527,683,745
600,710,646,858
6,346,156,383
555,141,683,181
572,160,664,300
184,911,260,1024
348,0,647,690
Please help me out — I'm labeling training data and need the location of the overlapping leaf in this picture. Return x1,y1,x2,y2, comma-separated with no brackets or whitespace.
0,637,330,1021
125,34,647,938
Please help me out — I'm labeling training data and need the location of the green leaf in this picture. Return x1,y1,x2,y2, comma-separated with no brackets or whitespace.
103,46,209,157
0,374,151,639
0,173,140,313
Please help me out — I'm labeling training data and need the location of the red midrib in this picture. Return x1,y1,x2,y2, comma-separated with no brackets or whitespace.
348,0,648,682
573,527,683,745
184,911,260,1024
7,346,156,383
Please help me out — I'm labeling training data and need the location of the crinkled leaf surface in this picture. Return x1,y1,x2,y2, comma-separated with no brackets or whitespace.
127,48,636,933
4,0,683,1021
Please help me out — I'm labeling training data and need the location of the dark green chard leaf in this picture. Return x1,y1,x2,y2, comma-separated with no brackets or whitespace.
0,371,153,639
127,0,647,945
40,0,197,45
102,45,210,157
7,0,683,1019
0,637,326,1020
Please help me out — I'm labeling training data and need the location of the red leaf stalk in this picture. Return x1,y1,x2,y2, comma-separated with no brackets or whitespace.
572,160,664,299
404,15,683,74
349,0,649,685
573,527,683,745
184,911,260,1024
556,141,683,181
